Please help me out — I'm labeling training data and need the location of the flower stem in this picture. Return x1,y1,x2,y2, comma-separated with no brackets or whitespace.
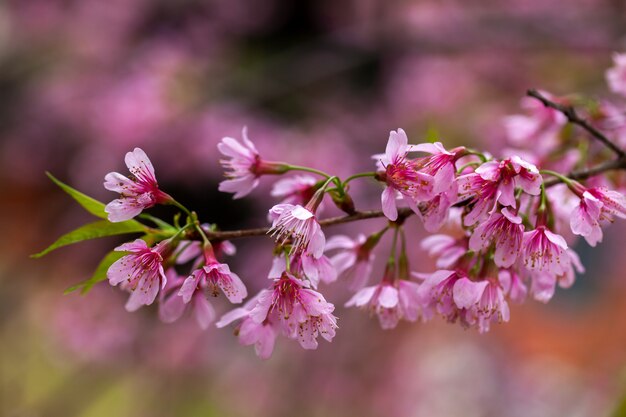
284,164,332,179
343,172,378,185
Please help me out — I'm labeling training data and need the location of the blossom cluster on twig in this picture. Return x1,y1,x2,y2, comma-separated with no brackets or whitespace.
39,53,626,359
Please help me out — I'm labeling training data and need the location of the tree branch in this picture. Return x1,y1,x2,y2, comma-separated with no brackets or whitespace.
526,89,626,158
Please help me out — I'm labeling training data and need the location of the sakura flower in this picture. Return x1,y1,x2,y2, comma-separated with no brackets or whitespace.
474,156,542,206
521,226,569,275
179,248,247,304
570,191,604,246
418,187,458,232
249,273,338,350
325,234,376,290
420,234,466,269
412,141,463,194
453,277,510,333
457,173,500,226
268,203,325,258
503,91,567,152
469,207,525,268
216,293,278,360
415,269,467,322
159,269,216,330
375,129,434,221
498,269,528,304
606,52,626,97
345,279,422,329
107,239,168,312
104,148,172,222
270,175,319,207
218,127,287,199
269,253,337,289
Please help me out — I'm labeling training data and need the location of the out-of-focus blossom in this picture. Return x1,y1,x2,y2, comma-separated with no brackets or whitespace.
268,253,337,289
268,203,325,258
270,175,319,206
420,234,467,269
416,269,467,322
606,52,626,96
218,127,287,199
375,129,434,221
345,278,422,329
107,239,168,311
498,269,528,303
503,91,567,153
159,269,216,330
325,234,376,290
469,207,525,268
104,147,172,222
216,293,278,360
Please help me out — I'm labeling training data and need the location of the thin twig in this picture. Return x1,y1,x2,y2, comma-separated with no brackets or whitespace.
544,157,626,187
527,89,626,158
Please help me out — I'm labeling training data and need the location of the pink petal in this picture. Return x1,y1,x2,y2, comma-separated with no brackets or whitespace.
381,186,398,221
452,278,488,309
159,292,187,323
378,285,399,308
193,293,216,330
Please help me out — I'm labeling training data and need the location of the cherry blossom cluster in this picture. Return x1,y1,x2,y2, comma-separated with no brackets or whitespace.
43,53,626,359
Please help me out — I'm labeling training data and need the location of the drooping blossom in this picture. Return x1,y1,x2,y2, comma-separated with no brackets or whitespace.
469,207,525,268
325,234,376,290
179,247,247,305
107,239,168,312
498,269,528,304
418,188,458,232
374,129,434,221
216,293,278,360
159,269,216,330
345,278,422,329
104,148,172,222
521,226,569,275
174,238,236,265
474,156,542,206
268,203,325,258
452,277,510,333
218,127,287,199
606,52,626,97
416,269,467,322
249,273,338,350
571,186,626,246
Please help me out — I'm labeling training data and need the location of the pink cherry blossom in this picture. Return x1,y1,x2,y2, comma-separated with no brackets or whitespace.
104,147,172,222
412,141,463,194
375,129,434,221
268,203,325,258
606,52,626,96
179,249,247,304
249,273,337,350
418,187,458,232
159,269,216,330
453,277,510,333
216,293,278,360
416,269,467,322
469,207,525,268
474,156,542,207
498,269,528,304
218,127,287,199
270,175,319,207
457,173,500,226
107,239,168,312
521,226,569,275
503,91,567,152
570,191,604,246
420,234,467,269
269,253,337,289
345,279,422,329
325,234,375,291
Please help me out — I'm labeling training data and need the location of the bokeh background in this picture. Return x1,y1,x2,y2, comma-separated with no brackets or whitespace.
2,1,626,416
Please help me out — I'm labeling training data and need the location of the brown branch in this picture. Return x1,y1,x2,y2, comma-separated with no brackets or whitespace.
526,89,626,158
544,157,626,187
204,208,416,241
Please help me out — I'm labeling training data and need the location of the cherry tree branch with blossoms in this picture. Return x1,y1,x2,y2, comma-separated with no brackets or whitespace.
35,53,626,359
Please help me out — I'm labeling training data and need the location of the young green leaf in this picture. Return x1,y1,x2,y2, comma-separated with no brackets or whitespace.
32,220,146,258
46,172,108,219
64,250,128,294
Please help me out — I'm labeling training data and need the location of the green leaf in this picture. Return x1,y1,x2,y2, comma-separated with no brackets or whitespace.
32,220,145,258
64,250,127,295
46,172,108,219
